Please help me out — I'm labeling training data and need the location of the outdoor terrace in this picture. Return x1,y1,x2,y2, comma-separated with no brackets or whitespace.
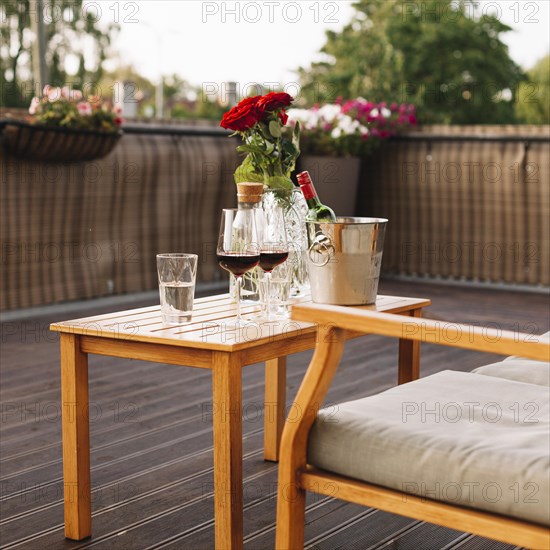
1,279,548,550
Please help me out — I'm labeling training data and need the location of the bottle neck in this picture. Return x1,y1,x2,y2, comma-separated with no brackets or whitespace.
299,180,322,210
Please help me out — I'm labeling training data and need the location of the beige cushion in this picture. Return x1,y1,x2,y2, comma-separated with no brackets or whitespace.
472,331,549,387
308,371,550,525
473,358,549,387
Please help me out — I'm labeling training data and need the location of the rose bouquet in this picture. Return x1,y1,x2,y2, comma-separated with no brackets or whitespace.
28,85,123,132
287,98,417,157
221,92,300,190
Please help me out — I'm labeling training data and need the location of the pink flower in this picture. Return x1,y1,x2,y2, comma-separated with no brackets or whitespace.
46,86,62,102
42,84,52,95
114,116,124,126
71,89,83,101
77,101,92,115
61,86,71,99
28,97,40,115
408,113,417,125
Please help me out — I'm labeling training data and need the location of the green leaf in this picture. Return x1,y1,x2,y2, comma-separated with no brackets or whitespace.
269,120,282,138
234,155,264,184
282,140,298,157
265,175,294,190
237,144,264,155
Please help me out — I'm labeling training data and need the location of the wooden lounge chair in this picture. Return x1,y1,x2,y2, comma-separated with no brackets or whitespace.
275,304,550,549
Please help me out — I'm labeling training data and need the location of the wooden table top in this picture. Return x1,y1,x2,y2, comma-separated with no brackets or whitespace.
50,293,431,352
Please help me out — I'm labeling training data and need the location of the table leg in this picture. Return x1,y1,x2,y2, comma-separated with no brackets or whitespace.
263,357,287,462
398,309,422,384
60,334,91,540
212,352,243,550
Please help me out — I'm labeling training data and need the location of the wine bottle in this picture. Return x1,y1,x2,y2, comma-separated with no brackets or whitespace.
296,171,337,222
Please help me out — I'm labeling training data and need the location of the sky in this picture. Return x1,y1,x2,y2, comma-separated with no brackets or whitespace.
106,0,550,89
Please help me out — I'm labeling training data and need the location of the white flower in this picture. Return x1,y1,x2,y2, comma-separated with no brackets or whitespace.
370,108,379,117
381,107,391,118
318,104,341,122
28,97,40,115
331,127,343,139
287,108,319,130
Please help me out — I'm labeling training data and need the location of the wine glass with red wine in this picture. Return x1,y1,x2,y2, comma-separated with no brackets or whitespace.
217,208,260,324
259,203,289,319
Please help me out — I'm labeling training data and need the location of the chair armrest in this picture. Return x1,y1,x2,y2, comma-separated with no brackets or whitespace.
292,303,549,362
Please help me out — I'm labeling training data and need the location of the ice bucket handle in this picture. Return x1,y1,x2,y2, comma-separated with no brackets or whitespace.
308,232,335,267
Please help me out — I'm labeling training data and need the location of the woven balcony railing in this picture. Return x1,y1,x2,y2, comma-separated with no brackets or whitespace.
359,125,549,288
1,122,548,310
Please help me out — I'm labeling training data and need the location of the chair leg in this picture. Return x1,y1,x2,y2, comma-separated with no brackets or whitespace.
275,474,306,549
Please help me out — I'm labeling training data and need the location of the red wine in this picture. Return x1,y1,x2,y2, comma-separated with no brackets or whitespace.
217,253,260,277
259,250,289,272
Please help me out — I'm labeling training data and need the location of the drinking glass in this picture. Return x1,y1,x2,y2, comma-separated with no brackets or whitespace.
259,203,289,319
156,253,198,324
217,208,260,324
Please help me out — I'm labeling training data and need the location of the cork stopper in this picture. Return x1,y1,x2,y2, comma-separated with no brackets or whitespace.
236,182,264,203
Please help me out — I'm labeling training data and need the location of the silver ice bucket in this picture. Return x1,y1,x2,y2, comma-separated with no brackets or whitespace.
306,217,388,305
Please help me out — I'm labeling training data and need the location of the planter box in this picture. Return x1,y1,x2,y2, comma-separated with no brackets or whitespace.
299,155,361,216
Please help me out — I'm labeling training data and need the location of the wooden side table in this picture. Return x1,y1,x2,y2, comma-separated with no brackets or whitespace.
51,293,430,549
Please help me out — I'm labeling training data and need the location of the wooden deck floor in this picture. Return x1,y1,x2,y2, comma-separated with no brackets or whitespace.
1,280,548,550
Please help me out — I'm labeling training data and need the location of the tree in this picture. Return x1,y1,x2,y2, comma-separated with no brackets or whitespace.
1,0,117,107
298,0,524,123
516,55,550,124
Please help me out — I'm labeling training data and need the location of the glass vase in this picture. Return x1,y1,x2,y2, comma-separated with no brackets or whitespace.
262,188,309,297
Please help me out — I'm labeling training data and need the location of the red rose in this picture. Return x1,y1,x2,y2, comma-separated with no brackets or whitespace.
256,92,293,116
278,109,288,125
220,96,261,131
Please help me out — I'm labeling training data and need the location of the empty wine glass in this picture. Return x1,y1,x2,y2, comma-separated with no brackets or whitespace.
217,208,260,324
259,203,289,319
